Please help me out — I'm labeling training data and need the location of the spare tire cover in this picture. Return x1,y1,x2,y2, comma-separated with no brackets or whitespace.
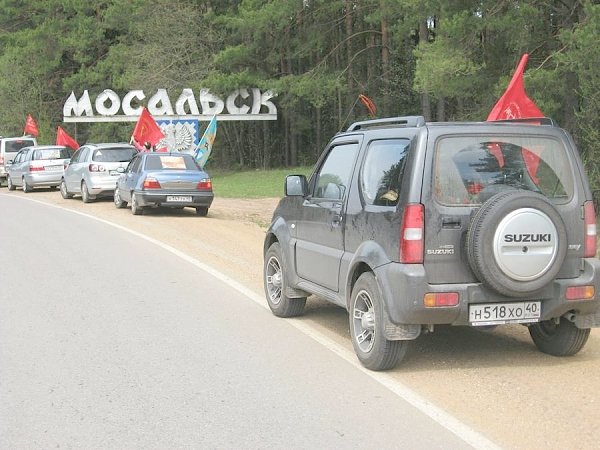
467,190,567,297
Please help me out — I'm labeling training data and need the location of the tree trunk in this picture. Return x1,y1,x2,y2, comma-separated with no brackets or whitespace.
419,19,432,120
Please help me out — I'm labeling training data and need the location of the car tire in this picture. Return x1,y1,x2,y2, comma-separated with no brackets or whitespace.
81,181,92,203
195,206,209,216
466,190,567,297
529,318,590,356
264,242,306,317
131,192,143,215
114,187,127,208
7,176,15,191
60,179,73,199
349,272,408,370
22,178,33,193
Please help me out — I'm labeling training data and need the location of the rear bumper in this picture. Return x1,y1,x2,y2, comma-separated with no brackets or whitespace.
87,175,120,195
134,190,214,208
25,172,63,186
376,258,600,327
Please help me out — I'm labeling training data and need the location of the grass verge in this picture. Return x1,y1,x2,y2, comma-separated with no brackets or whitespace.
209,167,312,198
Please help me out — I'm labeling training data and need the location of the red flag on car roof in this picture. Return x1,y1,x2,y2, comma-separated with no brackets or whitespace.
487,53,544,121
131,107,165,151
24,114,39,137
487,54,544,185
55,126,80,150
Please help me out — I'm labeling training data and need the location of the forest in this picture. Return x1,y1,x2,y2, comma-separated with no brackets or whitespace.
0,0,598,185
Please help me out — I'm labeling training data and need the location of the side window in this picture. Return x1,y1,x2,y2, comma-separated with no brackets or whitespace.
360,139,410,206
129,156,142,173
70,148,83,163
13,151,23,163
313,143,359,200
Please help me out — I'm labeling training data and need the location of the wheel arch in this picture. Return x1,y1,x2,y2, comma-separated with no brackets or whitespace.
345,240,390,309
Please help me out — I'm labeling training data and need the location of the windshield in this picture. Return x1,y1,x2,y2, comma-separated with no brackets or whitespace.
92,147,137,163
434,135,574,205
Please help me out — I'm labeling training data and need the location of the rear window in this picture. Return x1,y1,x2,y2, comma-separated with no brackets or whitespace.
33,148,73,160
434,135,574,205
92,147,137,163
144,154,199,171
4,139,35,153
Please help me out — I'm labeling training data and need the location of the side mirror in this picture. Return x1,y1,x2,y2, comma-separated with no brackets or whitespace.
285,175,308,196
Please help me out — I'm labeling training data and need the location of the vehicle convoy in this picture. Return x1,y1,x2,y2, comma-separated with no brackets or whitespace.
263,116,600,370
0,136,38,185
6,145,73,192
114,152,214,216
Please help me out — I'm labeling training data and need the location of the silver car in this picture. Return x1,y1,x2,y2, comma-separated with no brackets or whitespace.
6,145,73,192
60,143,138,202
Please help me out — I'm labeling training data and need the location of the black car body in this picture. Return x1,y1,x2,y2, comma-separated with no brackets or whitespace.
263,116,600,370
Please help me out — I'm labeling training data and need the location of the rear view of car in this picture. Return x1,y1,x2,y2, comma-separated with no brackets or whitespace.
61,143,137,202
0,137,37,185
114,152,214,216
7,145,72,192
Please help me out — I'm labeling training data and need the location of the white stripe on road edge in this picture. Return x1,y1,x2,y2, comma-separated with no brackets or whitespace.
8,195,502,450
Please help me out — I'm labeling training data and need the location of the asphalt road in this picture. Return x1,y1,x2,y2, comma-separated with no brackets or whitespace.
0,195,483,449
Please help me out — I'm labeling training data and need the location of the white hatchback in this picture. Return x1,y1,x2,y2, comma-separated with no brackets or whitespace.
61,143,137,202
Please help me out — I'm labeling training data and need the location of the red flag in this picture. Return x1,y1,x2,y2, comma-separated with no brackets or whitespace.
131,107,165,148
24,114,39,137
487,54,543,121
359,94,377,117
55,126,80,150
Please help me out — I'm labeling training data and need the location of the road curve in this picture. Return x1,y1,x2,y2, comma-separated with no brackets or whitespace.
0,194,481,449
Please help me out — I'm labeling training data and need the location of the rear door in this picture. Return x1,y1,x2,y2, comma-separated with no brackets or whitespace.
294,138,360,291
65,147,89,192
424,129,581,284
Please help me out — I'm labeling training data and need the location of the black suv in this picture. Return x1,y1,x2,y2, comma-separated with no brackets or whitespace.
263,116,600,370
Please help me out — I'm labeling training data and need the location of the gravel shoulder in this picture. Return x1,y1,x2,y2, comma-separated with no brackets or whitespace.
7,189,600,450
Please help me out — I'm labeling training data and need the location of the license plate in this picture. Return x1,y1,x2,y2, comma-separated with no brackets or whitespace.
46,165,62,171
166,195,192,202
469,301,541,326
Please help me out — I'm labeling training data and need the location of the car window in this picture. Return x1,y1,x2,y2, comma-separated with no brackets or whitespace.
144,154,199,171
360,139,410,206
434,135,574,205
4,139,36,153
13,151,25,163
93,147,137,163
71,147,85,164
313,143,359,200
128,156,143,173
33,148,72,160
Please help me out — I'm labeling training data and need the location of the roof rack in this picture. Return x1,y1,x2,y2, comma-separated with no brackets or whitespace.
347,116,426,132
492,117,559,127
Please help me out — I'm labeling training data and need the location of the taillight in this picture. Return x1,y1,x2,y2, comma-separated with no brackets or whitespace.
0,156,4,165
566,285,595,301
583,201,597,257
423,292,459,307
400,203,424,263
29,165,45,172
197,178,212,190
88,164,105,172
143,177,161,189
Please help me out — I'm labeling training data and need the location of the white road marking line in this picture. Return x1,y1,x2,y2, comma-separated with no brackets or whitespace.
6,194,502,450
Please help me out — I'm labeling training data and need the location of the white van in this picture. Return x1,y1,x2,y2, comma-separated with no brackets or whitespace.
0,136,38,185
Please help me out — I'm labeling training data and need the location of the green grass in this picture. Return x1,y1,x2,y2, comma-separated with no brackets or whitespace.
209,167,312,198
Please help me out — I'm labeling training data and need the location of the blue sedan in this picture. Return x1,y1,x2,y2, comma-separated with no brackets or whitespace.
114,152,214,216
